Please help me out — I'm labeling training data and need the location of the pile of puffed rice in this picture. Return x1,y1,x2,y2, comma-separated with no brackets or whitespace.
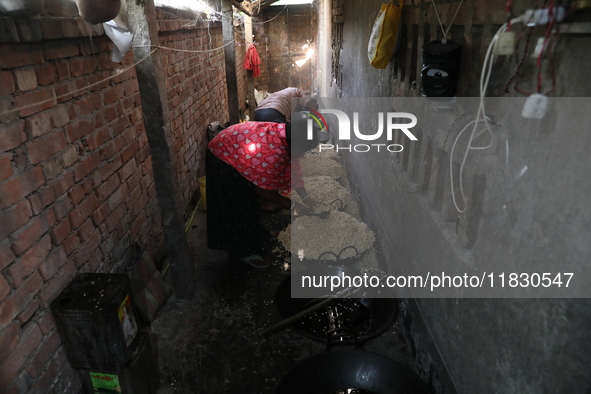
300,154,344,179
292,175,352,208
278,210,375,261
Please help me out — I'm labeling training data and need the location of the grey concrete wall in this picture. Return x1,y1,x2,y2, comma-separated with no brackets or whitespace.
316,0,591,393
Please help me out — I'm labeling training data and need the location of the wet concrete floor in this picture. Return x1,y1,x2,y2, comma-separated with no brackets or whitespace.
151,210,418,394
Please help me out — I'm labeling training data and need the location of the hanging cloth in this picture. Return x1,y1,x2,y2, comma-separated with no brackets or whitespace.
244,43,261,77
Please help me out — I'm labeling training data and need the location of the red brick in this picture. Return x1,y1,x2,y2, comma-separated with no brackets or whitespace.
58,17,79,38
0,168,44,210
28,195,43,220
130,210,147,238
0,239,16,270
103,105,118,123
121,96,135,113
40,158,63,181
38,246,67,281
126,168,142,192
0,323,42,386
10,210,56,255
83,126,111,151
102,204,127,234
76,94,102,116
88,72,111,92
26,330,61,379
99,155,122,182
0,322,20,362
25,111,52,138
69,57,95,77
112,115,131,135
0,155,13,181
8,235,52,287
126,184,141,210
29,357,59,394
100,135,125,160
78,218,95,242
52,105,71,126
55,61,70,80
117,158,137,183
107,183,129,211
96,172,119,202
0,120,26,154
35,63,58,86
27,131,67,165
0,43,44,68
69,193,99,229
61,145,79,168
38,172,74,208
26,104,69,137
13,88,56,117
103,85,122,104
62,233,79,256
81,176,95,194
73,153,100,181
68,184,85,206
133,191,150,217
52,196,72,222
65,118,92,143
92,202,111,225
38,17,61,40
39,259,76,308
0,275,10,302
120,141,139,164
48,219,71,246
0,272,43,327
73,230,101,267
136,145,151,164
17,298,39,325
0,71,15,96
37,312,55,335
14,68,38,92
142,158,153,176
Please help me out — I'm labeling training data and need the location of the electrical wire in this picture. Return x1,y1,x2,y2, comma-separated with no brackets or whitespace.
132,40,235,54
252,5,288,24
430,0,465,42
449,21,514,213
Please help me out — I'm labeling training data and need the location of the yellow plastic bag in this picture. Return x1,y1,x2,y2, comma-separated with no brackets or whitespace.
368,0,404,69
199,176,207,210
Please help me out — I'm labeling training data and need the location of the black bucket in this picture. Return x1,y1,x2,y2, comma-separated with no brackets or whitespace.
275,269,397,346
276,350,430,394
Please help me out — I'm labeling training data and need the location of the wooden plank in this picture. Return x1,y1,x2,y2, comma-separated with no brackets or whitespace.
125,0,195,299
222,0,240,124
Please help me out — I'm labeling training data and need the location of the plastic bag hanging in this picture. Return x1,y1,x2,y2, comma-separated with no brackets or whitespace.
368,0,404,69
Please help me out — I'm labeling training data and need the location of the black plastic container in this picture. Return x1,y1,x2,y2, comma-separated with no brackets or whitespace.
51,273,140,370
276,273,397,346
421,40,462,98
79,331,160,394
277,350,430,394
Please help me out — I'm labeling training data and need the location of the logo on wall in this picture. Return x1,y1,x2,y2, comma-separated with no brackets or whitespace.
306,109,418,153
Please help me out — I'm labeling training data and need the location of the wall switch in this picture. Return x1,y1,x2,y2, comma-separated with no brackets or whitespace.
493,32,516,55
521,94,548,119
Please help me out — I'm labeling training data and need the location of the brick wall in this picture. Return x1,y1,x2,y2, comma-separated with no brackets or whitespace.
0,6,244,393
156,15,231,211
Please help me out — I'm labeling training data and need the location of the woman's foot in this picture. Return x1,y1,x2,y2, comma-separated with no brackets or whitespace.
240,255,270,268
